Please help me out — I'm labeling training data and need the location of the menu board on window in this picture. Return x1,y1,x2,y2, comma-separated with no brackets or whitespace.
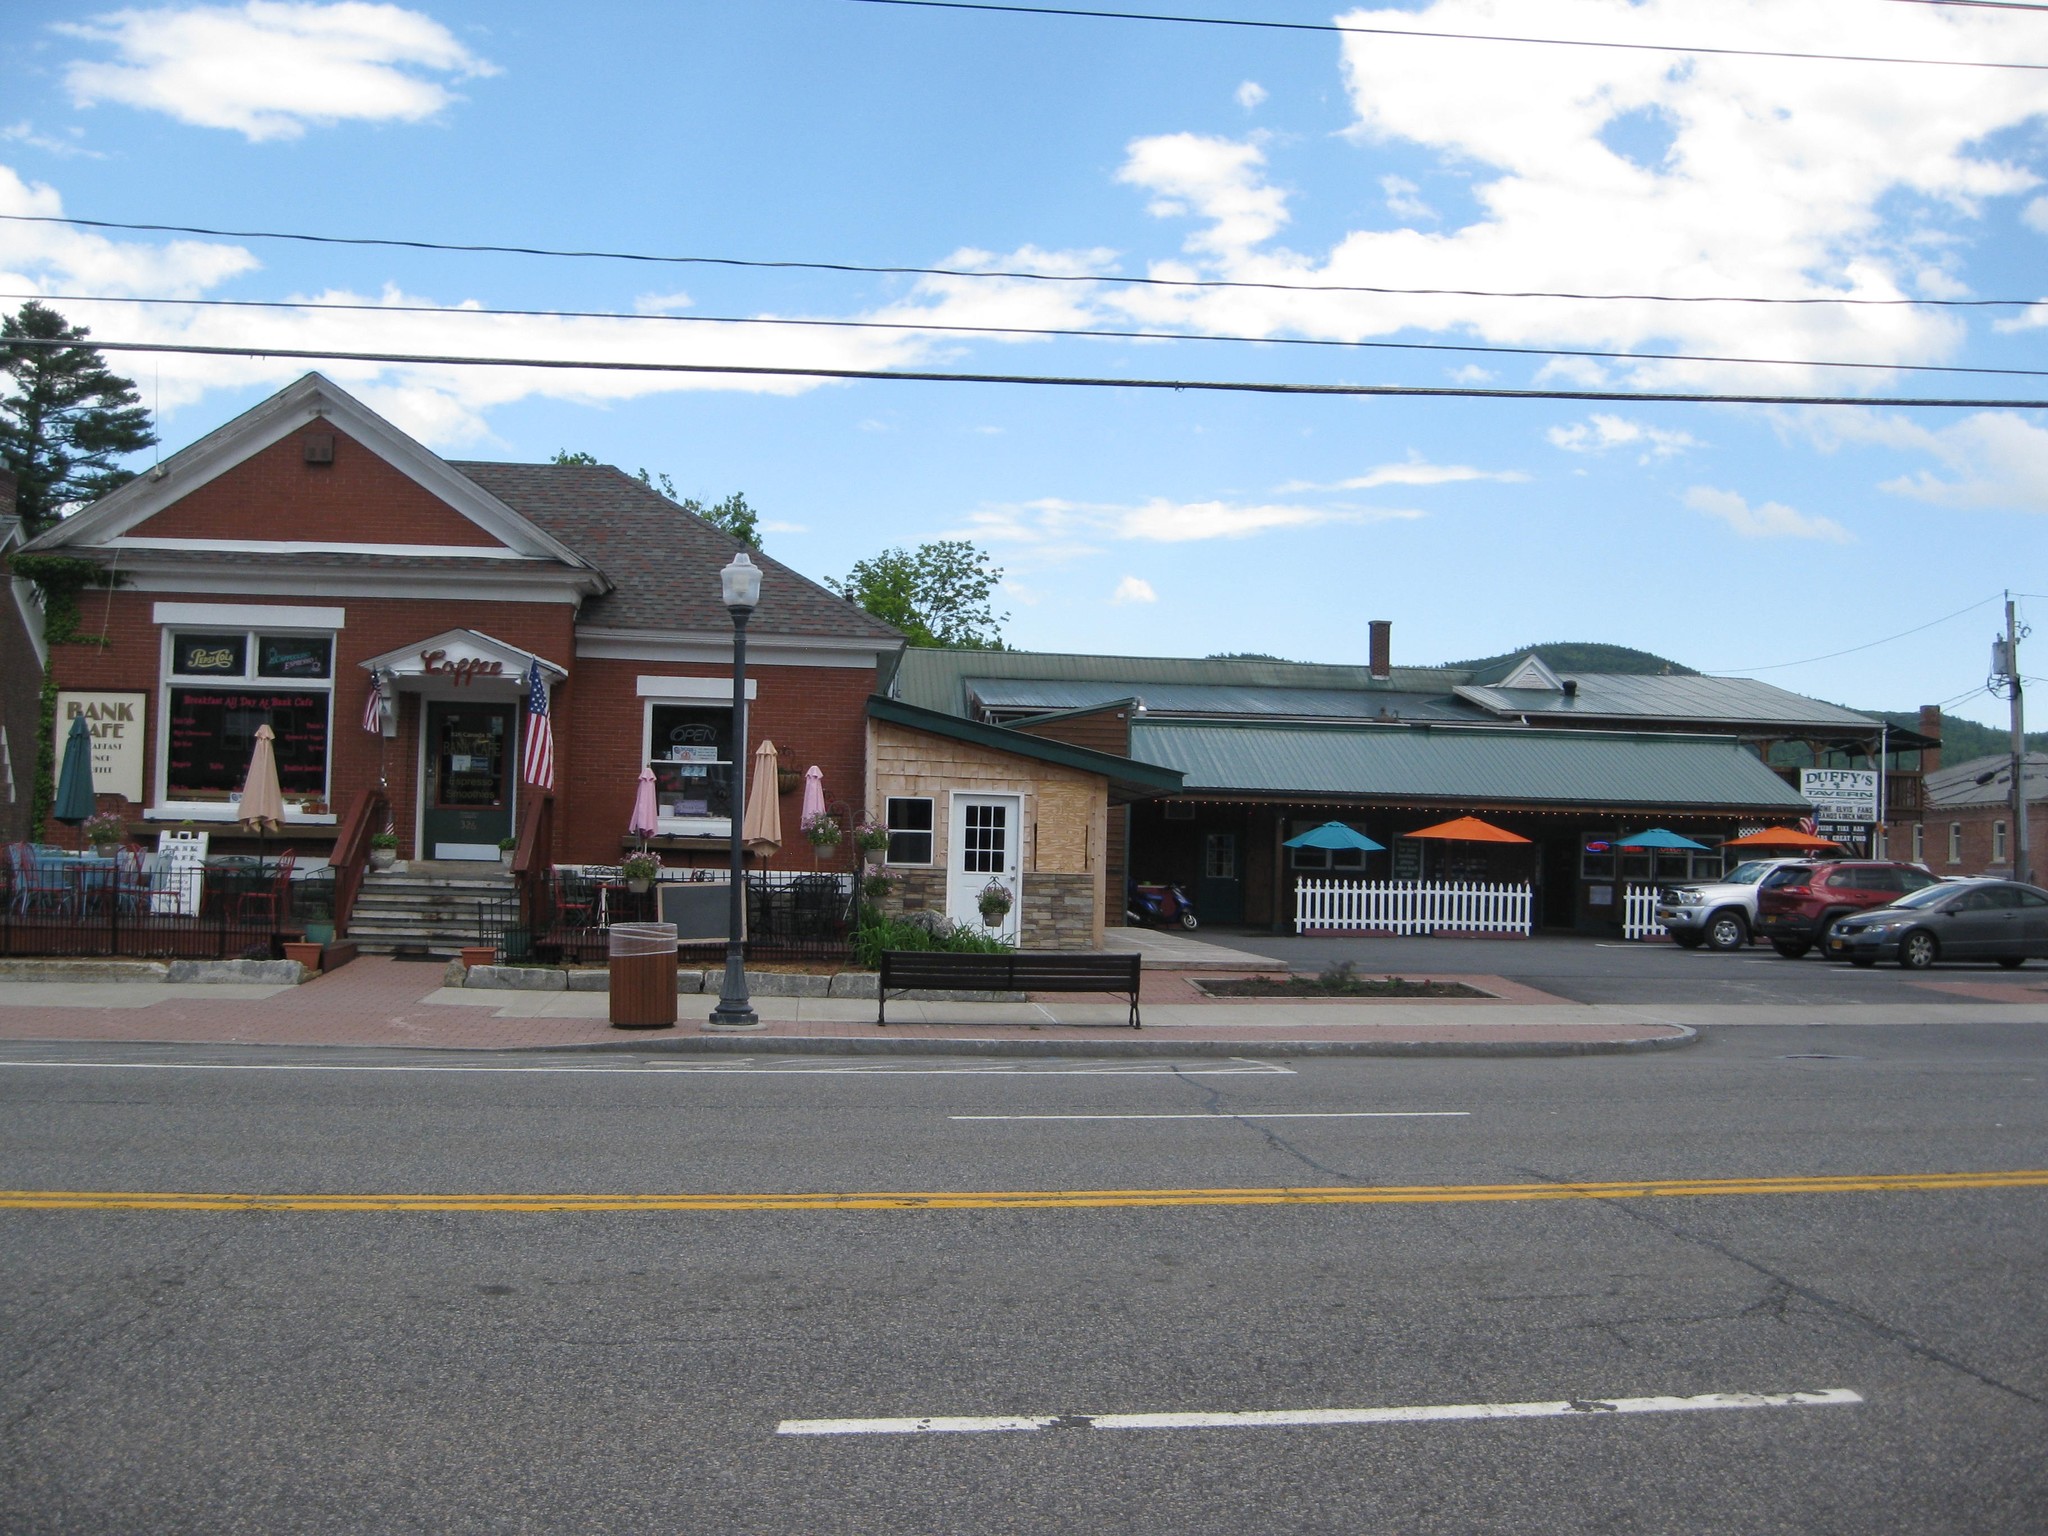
167,688,329,797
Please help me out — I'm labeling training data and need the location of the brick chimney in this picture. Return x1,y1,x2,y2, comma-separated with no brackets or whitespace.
1368,619,1391,681
1918,703,1942,772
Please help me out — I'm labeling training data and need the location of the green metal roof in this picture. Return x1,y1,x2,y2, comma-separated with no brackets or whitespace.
868,696,1184,798
1131,719,1809,811
1454,674,1879,732
970,677,1473,722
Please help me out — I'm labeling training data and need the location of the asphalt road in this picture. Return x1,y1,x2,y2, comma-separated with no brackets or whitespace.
3,1024,2045,1533
1208,929,2048,1005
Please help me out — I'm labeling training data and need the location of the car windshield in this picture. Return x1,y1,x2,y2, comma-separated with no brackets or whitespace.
1893,883,1965,910
1720,861,1774,885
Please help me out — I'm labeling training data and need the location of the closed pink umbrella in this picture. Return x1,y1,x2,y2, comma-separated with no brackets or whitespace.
799,765,827,831
741,739,782,856
627,766,659,850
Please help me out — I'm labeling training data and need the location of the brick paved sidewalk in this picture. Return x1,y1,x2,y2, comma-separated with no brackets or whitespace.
0,954,1693,1055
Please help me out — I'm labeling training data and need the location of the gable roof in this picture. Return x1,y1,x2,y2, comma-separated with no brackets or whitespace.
452,462,902,644
869,695,1183,800
1923,751,2048,808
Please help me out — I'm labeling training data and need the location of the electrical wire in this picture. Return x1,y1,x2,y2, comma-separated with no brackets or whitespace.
5,333,2048,409
15,289,2048,383
1876,0,2048,11
846,0,2048,69
1705,596,2002,673
5,213,2041,309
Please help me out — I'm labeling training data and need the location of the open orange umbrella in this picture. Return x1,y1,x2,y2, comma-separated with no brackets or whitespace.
1723,826,1842,850
1403,815,1531,844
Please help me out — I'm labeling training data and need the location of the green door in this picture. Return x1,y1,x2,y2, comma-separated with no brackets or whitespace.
422,700,515,859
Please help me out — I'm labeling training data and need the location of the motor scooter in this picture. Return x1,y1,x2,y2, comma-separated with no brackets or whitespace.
1127,880,1198,929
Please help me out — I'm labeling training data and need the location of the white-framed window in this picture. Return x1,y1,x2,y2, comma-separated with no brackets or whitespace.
158,627,335,810
1949,823,1963,863
1994,820,2008,862
1912,823,1924,862
643,701,735,834
885,796,934,865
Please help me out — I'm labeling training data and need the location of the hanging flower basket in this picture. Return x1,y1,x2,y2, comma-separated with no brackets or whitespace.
620,853,660,893
82,811,126,850
776,768,801,796
804,813,842,850
977,878,1013,927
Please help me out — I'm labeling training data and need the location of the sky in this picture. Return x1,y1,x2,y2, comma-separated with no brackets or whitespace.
2,0,2044,729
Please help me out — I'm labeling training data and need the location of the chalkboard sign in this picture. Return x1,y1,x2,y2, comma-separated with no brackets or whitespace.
1391,839,1424,879
659,881,737,944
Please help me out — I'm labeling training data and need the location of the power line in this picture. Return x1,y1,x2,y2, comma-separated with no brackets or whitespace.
16,289,2048,383
1877,0,2048,11
1706,596,2002,673
847,0,2048,69
5,213,2040,310
7,333,2048,408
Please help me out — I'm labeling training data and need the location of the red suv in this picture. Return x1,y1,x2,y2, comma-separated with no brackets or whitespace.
1755,861,1942,958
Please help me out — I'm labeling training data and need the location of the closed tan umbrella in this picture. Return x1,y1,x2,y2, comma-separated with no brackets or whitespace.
741,738,782,856
234,724,286,830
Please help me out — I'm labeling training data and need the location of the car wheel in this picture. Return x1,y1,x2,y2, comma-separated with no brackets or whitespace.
1998,957,2026,970
1179,911,1199,930
1771,939,1811,959
1898,930,1938,970
1671,931,1704,950
1704,912,1748,952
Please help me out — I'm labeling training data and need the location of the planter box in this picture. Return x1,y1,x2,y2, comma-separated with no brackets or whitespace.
282,940,323,972
459,945,498,970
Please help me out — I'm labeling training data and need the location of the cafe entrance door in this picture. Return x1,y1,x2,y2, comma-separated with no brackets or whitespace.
422,700,515,860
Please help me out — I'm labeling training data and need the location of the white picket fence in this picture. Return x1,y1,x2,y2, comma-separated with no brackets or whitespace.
1622,883,1666,940
1295,878,1532,936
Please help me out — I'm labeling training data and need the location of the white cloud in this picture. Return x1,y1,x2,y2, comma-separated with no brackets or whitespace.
1111,575,1158,604
1236,80,1267,111
1,122,106,160
1281,456,1528,492
59,2,496,142
956,495,1420,554
2025,197,2048,236
759,520,809,536
1686,485,1852,542
1449,364,1494,383
1104,1,2043,389
1547,414,1699,459
1875,411,2048,511
1381,174,1435,222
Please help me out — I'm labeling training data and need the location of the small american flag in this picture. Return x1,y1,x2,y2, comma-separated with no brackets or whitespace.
360,669,384,734
522,659,555,791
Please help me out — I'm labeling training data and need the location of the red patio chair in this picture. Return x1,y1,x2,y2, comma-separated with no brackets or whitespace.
235,849,298,928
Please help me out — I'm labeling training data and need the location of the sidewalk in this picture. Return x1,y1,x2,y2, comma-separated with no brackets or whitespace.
0,954,1704,1057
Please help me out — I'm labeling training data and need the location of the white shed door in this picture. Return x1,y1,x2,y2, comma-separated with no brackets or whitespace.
948,794,1021,944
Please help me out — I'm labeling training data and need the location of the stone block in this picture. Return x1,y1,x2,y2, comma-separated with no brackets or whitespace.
166,958,306,985
566,970,610,992
464,964,567,991
827,972,881,999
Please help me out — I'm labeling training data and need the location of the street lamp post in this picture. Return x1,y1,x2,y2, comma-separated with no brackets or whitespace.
707,551,763,1030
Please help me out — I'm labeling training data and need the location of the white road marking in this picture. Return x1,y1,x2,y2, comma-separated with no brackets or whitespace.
0,1060,1294,1078
948,1110,1468,1121
777,1388,1862,1437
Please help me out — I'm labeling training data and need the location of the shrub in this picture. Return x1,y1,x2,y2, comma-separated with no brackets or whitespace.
852,910,1010,969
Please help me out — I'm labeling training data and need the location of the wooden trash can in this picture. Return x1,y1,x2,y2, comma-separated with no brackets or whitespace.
608,922,678,1030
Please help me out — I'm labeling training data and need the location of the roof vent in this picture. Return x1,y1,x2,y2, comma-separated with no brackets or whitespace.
1562,678,1579,697
303,433,335,466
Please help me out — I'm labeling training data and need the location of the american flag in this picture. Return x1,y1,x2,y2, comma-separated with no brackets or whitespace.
360,669,384,734
522,659,555,791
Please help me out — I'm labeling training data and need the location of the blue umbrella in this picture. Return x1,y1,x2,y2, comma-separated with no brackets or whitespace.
1283,821,1385,852
1613,827,1707,850
52,713,97,826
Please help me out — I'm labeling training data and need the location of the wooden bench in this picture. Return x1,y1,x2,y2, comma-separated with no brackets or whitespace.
877,950,1142,1028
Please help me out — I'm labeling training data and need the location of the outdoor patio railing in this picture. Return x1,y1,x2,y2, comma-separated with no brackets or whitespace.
1295,877,1533,936
483,868,858,966
0,862,288,961
1621,883,1667,941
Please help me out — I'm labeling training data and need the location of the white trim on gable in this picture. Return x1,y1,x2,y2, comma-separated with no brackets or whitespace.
153,602,347,630
361,627,568,683
19,372,598,573
1497,654,1566,691
111,537,550,560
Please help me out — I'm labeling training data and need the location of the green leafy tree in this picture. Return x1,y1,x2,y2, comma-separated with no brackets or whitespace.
829,541,1007,649
550,452,762,549
1,301,157,536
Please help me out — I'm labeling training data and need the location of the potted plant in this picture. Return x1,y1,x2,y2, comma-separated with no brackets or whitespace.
82,810,126,854
621,852,660,893
498,835,519,867
861,869,900,904
804,813,842,856
368,831,398,871
852,818,890,862
977,878,1013,928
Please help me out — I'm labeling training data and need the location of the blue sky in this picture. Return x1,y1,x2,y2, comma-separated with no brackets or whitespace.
3,0,2044,727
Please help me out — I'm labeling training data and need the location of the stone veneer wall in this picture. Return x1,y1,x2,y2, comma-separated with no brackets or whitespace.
1019,872,1096,951
880,868,948,919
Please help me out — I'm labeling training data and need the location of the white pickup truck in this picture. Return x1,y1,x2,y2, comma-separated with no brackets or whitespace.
1655,858,1812,951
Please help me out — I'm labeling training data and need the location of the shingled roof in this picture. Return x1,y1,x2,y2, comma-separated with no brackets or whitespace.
451,462,903,644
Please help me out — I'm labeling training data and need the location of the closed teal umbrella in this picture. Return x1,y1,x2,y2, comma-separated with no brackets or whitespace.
52,713,97,825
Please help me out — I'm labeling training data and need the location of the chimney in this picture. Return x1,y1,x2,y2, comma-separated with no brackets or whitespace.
1918,703,1942,773
1368,619,1391,681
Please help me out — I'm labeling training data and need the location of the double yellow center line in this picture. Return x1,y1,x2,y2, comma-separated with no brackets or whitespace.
1,1168,2043,1214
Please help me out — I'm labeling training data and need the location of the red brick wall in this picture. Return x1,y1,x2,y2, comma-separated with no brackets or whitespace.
1911,804,2047,878
125,426,503,547
561,659,878,870
41,587,576,855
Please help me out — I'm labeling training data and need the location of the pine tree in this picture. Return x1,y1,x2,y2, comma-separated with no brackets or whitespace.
0,301,157,536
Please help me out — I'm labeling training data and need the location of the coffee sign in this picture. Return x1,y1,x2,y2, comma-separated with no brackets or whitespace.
419,648,506,686
55,692,147,801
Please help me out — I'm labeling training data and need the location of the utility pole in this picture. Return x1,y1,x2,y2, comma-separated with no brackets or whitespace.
1995,594,2030,884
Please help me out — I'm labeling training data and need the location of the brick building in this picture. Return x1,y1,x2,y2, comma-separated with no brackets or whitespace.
16,373,903,880
1914,751,2048,878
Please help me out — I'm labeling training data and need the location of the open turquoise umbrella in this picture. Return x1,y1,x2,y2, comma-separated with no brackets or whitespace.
1613,827,1707,850
52,713,97,825
1283,821,1385,852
